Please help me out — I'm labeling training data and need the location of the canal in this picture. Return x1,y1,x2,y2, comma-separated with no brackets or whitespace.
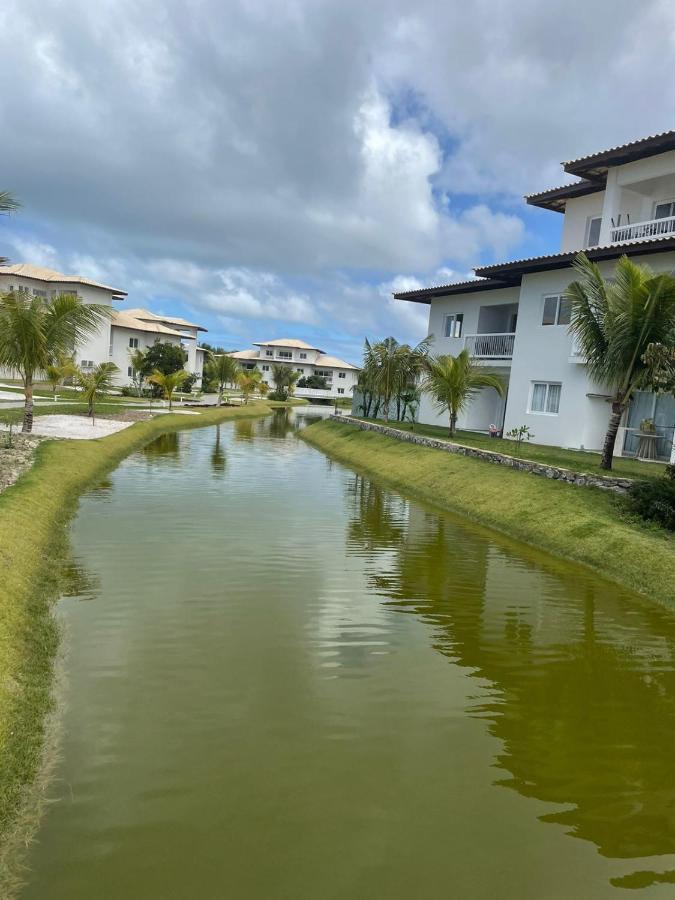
19,409,675,898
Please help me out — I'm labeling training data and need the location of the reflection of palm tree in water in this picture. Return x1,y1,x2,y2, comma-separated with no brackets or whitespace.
142,431,180,458
233,418,254,442
346,484,675,883
211,426,226,474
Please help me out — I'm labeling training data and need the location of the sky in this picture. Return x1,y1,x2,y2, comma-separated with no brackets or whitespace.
2,0,675,365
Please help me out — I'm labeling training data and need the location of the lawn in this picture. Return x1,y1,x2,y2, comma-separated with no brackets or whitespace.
301,419,675,608
353,417,668,481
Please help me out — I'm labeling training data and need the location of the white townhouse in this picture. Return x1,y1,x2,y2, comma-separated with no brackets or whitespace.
111,308,208,387
395,131,675,463
229,338,359,400
0,264,208,388
0,263,126,370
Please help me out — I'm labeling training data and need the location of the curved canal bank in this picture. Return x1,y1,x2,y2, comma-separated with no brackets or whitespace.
300,419,675,608
0,402,278,879
10,411,675,899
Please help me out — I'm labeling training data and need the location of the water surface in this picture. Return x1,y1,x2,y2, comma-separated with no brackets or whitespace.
20,409,675,898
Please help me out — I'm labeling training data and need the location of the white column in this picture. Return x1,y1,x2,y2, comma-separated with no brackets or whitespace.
599,170,621,246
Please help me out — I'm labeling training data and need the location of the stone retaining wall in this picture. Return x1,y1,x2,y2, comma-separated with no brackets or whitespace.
330,415,635,494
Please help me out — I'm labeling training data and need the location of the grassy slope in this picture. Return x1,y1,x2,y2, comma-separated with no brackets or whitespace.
0,402,272,862
354,417,667,481
301,419,675,606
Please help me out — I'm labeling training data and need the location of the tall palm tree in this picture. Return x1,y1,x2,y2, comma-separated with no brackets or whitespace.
565,253,675,469
0,192,19,266
271,363,299,400
421,349,505,437
363,336,431,421
236,368,264,403
205,352,241,405
148,369,189,410
0,291,112,432
76,361,119,423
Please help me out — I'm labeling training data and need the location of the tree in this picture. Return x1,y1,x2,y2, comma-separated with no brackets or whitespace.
270,363,299,400
642,342,675,395
421,349,505,437
0,291,111,432
297,374,327,389
362,336,431,421
45,354,78,399
142,342,187,375
0,192,19,265
148,369,190,410
76,362,120,423
236,368,264,403
566,253,675,469
205,352,241,405
129,347,148,397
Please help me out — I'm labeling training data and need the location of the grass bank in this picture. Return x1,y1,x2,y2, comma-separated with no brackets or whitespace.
354,417,667,481
301,419,675,607
0,402,273,875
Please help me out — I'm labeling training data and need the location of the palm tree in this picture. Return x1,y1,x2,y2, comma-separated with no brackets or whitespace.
421,349,505,437
0,192,19,265
205,352,241,405
363,336,431,421
236,368,264,403
76,361,119,423
271,363,299,400
45,354,78,400
148,369,190,410
0,291,112,432
129,347,148,397
565,253,675,469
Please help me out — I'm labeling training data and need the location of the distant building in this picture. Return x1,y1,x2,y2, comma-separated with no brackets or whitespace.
229,338,359,400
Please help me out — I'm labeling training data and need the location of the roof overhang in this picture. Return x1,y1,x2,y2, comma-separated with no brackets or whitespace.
525,178,605,212
562,130,675,179
393,278,513,305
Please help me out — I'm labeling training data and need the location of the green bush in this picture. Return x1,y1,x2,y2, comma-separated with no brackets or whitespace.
628,478,675,530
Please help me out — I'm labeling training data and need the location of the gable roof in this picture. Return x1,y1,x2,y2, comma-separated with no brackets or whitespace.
253,338,323,351
525,179,605,213
0,263,127,296
562,130,675,179
111,310,186,338
124,307,207,332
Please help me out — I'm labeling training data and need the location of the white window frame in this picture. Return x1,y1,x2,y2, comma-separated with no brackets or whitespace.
654,199,675,219
337,387,345,394
265,349,274,357
262,364,269,371
444,313,464,338
338,372,346,378
541,294,571,326
529,381,562,415
585,216,602,247
129,337,139,348
277,350,292,360
299,352,307,359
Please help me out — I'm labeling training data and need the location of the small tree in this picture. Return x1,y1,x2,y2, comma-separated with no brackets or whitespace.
148,369,190,410
45,355,78,400
362,336,431,421
236,369,264,403
270,363,299,400
76,362,119,424
421,349,505,437
205,352,241,406
129,347,148,397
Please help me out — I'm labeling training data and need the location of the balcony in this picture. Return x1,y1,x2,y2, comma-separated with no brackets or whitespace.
611,215,675,243
464,332,515,359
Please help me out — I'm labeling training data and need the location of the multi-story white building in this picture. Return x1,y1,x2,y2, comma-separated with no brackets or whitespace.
395,131,675,462
0,265,208,388
229,338,359,400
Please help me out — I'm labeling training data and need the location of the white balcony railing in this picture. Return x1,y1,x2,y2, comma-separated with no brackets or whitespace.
464,332,515,359
611,215,675,243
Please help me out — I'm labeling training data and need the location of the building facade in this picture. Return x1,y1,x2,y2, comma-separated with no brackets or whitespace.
229,339,359,400
395,131,675,462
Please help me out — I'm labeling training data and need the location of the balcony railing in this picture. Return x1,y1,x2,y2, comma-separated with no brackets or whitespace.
464,332,515,359
611,215,675,243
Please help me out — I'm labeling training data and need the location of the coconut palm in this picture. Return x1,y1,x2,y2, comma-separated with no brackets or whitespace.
0,291,112,432
421,349,505,437
76,361,120,423
128,347,149,397
45,354,78,400
205,352,241,405
363,336,431,421
236,368,264,403
148,369,190,410
0,192,19,265
565,253,675,469
271,363,299,400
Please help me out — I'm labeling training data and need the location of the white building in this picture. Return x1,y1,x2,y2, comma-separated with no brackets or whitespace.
0,265,208,388
395,131,675,462
229,338,359,400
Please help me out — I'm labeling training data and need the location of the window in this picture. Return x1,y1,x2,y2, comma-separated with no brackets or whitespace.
338,372,346,378
586,216,602,247
296,368,304,374
33,289,47,298
444,313,464,338
265,349,273,357
530,382,561,415
81,360,95,369
655,200,675,220
127,366,134,377
314,369,331,378
262,364,269,371
542,295,571,326
337,388,345,394
299,352,307,359
277,350,292,359
129,337,139,348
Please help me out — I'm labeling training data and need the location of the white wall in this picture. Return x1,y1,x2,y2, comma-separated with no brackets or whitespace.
110,327,183,386
560,193,605,252
253,358,358,397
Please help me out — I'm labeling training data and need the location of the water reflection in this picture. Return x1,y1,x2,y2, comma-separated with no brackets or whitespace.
211,426,226,475
141,431,180,459
345,478,675,882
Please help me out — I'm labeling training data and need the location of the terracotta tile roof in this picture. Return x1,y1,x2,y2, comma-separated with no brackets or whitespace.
125,307,207,332
111,310,186,337
0,263,127,296
562,130,675,177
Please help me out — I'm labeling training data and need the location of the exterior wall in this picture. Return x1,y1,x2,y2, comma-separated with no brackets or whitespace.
254,346,321,365
560,193,605,251
254,359,357,398
109,327,183,386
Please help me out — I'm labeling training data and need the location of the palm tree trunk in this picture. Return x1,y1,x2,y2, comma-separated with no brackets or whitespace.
217,382,223,407
168,394,173,410
600,400,625,470
22,380,34,433
449,411,457,437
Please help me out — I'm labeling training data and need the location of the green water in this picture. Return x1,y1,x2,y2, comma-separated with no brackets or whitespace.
18,410,675,898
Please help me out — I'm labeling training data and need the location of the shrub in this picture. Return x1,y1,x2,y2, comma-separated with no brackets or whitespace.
628,478,675,531
267,390,287,401
181,373,198,393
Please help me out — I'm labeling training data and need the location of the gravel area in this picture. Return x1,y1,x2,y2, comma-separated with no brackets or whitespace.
0,432,42,494
0,415,134,441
